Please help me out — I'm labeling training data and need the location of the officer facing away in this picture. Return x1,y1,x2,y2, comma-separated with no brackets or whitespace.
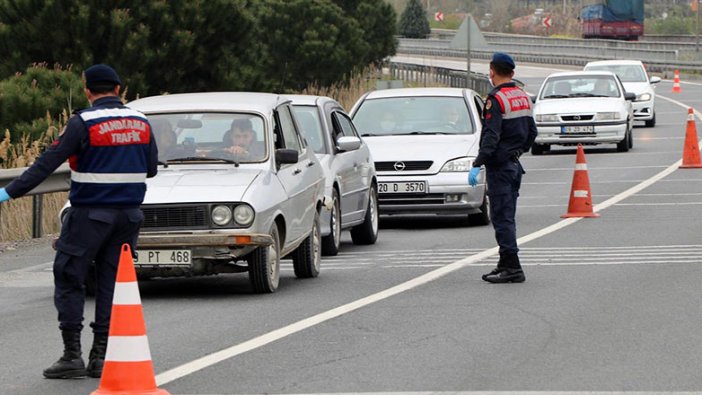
0,64,158,378
468,53,537,283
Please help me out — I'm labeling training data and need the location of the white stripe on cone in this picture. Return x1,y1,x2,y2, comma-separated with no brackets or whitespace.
112,282,142,305
574,190,589,198
574,163,587,171
105,335,152,362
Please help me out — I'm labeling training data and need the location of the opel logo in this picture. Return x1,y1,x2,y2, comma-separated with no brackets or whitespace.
573,115,581,120
394,161,406,171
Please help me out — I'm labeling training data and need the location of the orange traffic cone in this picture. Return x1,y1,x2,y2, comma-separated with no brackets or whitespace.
672,69,682,93
680,107,702,168
91,244,170,395
561,144,599,218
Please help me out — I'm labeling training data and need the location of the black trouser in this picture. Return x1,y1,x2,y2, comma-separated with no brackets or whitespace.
486,161,523,260
53,207,143,334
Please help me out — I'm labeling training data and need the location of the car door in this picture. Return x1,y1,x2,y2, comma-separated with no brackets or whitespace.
274,104,319,244
331,110,368,224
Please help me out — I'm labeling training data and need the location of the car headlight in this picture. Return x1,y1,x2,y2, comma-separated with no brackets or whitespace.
441,157,473,172
635,93,652,102
233,204,255,226
535,114,559,123
596,112,622,121
211,205,233,226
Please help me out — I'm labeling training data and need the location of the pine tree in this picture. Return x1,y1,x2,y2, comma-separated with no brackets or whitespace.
398,0,431,38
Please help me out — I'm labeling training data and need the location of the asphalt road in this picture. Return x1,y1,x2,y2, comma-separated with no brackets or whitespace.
1,59,702,395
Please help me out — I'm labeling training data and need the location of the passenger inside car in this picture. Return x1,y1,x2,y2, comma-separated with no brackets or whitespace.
152,119,182,160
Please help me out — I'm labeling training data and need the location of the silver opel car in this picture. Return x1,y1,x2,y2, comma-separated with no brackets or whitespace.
289,95,379,256
350,88,489,225
122,92,325,293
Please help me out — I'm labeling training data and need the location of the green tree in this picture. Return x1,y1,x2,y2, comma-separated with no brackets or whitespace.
251,0,370,91
0,64,87,142
0,0,257,98
398,0,430,38
332,0,398,65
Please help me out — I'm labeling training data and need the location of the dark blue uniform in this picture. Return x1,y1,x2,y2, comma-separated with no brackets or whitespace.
474,82,537,269
5,96,158,334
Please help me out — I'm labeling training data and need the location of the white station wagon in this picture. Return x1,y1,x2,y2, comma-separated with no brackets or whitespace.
119,92,326,293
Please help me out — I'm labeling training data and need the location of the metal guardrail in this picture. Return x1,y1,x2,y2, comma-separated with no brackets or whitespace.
0,163,71,238
388,62,493,95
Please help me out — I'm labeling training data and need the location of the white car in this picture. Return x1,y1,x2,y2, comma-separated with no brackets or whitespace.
288,95,379,256
584,60,660,127
350,87,489,225
532,71,635,155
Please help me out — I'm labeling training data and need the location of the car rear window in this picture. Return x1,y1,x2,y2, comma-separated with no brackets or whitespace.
352,96,474,136
585,64,647,83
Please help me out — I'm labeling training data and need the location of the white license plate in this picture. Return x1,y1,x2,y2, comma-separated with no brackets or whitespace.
378,181,427,194
562,125,594,134
134,249,192,266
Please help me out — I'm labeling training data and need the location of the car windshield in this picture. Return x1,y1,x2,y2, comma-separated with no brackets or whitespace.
352,96,474,136
585,64,647,82
147,112,267,164
540,75,621,99
292,105,327,154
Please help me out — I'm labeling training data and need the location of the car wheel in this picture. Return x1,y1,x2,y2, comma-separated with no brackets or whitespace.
645,112,656,128
292,211,321,278
467,193,490,226
321,190,341,256
628,128,634,149
531,143,545,155
351,185,379,245
248,224,281,293
617,130,631,152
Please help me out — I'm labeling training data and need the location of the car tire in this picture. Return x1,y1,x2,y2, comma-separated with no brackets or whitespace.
292,211,321,278
248,224,281,293
321,190,341,256
645,112,656,128
531,143,545,155
617,130,631,152
350,185,379,245
467,193,490,226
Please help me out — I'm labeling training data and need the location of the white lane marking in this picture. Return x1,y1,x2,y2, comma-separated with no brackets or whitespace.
154,94,702,388
10,261,53,273
179,391,701,395
527,165,668,171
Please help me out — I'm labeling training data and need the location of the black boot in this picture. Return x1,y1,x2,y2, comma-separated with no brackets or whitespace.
483,253,525,283
86,333,108,378
43,330,86,379
481,252,510,281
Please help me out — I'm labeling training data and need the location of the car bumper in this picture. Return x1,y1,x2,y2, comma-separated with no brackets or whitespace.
376,172,486,215
535,122,627,145
632,100,654,121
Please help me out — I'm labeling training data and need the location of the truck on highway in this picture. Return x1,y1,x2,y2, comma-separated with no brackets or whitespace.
580,0,644,41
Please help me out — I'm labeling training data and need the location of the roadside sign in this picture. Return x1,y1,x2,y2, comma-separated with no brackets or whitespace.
434,11,444,22
542,16,552,28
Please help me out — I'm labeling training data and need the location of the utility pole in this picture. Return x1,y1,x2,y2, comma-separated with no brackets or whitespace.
466,13,472,88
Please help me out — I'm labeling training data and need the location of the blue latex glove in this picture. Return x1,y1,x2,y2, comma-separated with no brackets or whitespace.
468,167,481,187
0,188,10,203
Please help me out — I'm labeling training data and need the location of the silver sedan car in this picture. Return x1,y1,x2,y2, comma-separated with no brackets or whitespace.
350,88,489,225
289,95,379,256
123,92,325,293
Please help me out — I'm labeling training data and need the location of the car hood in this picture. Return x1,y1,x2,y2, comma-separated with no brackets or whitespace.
143,167,262,204
622,81,652,95
364,134,479,161
535,97,625,114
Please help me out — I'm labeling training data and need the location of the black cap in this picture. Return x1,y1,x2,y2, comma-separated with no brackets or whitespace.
491,52,516,70
84,64,121,90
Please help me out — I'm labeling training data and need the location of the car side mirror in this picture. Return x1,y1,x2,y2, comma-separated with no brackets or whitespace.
336,136,361,152
275,148,298,166
624,92,636,101
650,76,661,84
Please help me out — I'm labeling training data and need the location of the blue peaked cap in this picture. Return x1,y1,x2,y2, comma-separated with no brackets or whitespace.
84,64,121,89
491,52,515,70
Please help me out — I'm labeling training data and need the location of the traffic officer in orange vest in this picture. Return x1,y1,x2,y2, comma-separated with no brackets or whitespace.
468,53,537,283
0,64,158,378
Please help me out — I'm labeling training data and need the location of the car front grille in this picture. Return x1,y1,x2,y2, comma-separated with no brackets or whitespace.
142,205,209,229
561,115,594,121
375,161,433,172
378,193,445,205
